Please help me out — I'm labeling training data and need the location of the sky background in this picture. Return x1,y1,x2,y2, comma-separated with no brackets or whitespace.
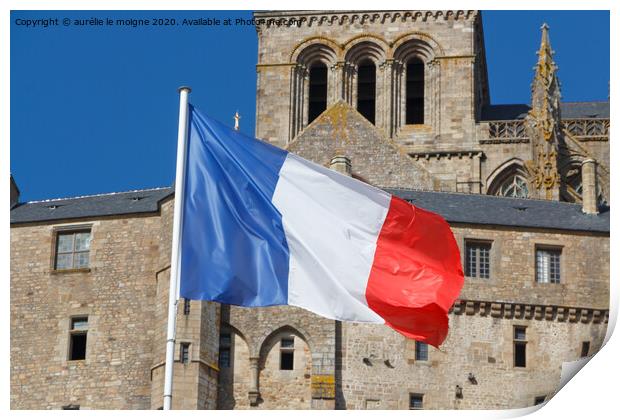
10,10,610,202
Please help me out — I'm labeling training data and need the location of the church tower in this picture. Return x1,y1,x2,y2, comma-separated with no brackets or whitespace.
254,10,489,151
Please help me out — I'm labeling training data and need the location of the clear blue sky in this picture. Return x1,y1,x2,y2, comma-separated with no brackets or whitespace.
10,10,610,202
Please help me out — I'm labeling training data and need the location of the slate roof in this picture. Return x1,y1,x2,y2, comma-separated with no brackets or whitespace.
11,185,609,233
481,101,609,121
385,188,609,233
10,187,174,224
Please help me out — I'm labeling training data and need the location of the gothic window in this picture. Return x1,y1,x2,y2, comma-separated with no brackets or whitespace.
406,58,424,124
497,174,529,198
536,247,561,284
357,59,376,124
581,341,590,358
308,63,327,124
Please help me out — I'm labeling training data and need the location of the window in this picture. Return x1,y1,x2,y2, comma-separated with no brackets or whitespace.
180,343,190,364
357,59,376,124
55,229,91,270
62,404,80,410
409,393,424,410
465,241,491,278
406,59,424,124
536,248,561,284
280,337,294,370
68,316,88,361
183,298,191,315
514,326,527,368
581,341,590,358
415,341,428,361
534,396,546,405
496,174,529,198
218,333,231,368
308,63,327,124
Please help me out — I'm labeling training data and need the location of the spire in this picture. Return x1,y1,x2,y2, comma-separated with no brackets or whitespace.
524,23,563,201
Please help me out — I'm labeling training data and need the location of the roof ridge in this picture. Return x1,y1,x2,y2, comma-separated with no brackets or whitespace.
26,186,172,204
382,187,588,206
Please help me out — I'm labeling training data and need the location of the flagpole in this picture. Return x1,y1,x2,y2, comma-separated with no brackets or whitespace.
163,86,191,410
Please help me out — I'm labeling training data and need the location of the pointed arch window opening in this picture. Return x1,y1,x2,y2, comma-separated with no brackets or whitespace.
356,59,376,124
406,58,425,125
497,174,529,198
308,63,328,125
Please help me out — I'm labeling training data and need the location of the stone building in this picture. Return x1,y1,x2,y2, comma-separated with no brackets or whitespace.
10,10,609,410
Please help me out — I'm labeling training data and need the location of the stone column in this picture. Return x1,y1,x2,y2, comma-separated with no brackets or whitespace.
248,357,260,406
581,159,598,214
330,156,352,177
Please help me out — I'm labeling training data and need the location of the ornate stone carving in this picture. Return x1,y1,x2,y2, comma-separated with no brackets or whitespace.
524,24,562,200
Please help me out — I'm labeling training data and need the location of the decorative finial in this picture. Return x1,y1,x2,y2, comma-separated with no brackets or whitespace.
234,111,241,131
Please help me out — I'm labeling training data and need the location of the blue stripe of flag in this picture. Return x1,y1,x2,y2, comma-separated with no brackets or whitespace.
179,105,290,306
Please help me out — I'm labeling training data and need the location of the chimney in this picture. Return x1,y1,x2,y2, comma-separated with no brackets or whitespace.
10,175,20,209
330,155,352,177
581,159,598,215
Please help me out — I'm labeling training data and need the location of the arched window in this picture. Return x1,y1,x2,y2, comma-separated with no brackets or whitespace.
406,58,424,124
308,63,327,124
496,174,529,198
357,60,376,124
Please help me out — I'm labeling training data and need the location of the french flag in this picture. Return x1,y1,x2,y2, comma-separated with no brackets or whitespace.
180,105,464,347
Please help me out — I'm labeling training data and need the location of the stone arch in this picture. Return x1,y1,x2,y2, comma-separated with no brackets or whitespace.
343,35,389,63
217,322,252,410
255,324,313,409
289,40,340,142
255,323,314,357
290,37,340,64
389,35,442,134
392,32,445,61
486,158,530,197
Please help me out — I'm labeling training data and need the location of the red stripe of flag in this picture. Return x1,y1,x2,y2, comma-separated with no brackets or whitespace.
365,196,464,347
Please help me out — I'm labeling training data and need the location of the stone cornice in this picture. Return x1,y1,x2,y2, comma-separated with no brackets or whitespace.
254,10,477,29
450,298,608,324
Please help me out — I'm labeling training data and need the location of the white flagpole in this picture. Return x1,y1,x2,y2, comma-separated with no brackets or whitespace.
163,86,191,410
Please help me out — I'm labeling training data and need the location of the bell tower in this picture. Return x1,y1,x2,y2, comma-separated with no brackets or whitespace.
253,10,489,150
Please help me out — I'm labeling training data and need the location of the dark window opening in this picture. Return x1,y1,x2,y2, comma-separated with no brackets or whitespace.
69,333,87,361
183,298,190,315
180,343,190,364
406,59,424,124
68,316,88,361
280,351,294,370
219,349,231,368
581,341,590,358
308,64,328,124
409,393,424,410
415,341,428,361
534,396,546,405
62,404,80,410
219,333,232,368
281,337,294,348
514,327,527,368
357,60,376,124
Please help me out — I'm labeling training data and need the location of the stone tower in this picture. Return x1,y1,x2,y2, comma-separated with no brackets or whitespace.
254,10,489,151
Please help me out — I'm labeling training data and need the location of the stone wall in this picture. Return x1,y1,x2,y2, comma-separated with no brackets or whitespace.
10,216,161,409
